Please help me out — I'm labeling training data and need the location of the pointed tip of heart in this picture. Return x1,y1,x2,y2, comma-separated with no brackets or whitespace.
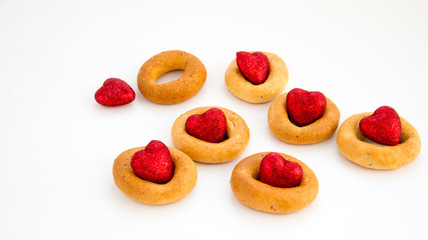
130,140,175,184
94,78,135,106
236,51,270,85
185,108,227,143
359,106,402,146
286,88,327,127
259,152,303,188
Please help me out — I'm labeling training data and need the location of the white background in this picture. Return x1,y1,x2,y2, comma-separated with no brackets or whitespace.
1,0,427,239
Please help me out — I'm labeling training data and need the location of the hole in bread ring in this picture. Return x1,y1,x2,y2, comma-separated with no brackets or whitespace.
137,50,207,104
112,146,197,204
337,113,421,169
230,152,319,214
225,52,288,103
268,92,340,144
171,107,250,163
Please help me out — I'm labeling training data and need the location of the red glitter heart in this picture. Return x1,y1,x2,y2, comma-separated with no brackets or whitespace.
286,88,327,127
130,140,175,184
359,106,401,146
236,51,270,85
259,153,303,188
185,108,227,143
94,78,135,106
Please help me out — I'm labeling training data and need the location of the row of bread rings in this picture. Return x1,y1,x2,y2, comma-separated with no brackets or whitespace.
114,50,421,213
137,50,288,104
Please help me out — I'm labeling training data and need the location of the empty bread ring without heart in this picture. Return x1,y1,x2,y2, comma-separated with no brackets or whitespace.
225,52,288,103
137,50,207,104
230,152,319,214
171,106,250,163
112,146,197,204
268,92,340,144
337,113,421,170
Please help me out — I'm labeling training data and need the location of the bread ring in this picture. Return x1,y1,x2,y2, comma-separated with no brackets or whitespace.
137,50,207,104
337,113,421,169
268,92,340,144
171,107,250,163
225,52,288,103
230,152,319,214
112,146,197,204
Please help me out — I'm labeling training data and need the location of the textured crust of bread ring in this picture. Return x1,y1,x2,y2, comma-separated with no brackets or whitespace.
225,52,288,103
171,106,250,163
137,50,207,104
112,146,197,205
230,152,319,214
337,113,421,170
268,92,340,144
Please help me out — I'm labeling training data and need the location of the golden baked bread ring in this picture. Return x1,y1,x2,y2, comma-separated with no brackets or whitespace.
171,106,250,163
230,152,319,214
337,113,421,169
137,50,207,104
225,52,288,103
112,146,197,204
268,92,340,144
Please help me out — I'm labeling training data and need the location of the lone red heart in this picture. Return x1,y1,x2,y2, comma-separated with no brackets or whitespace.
130,140,175,184
185,108,227,143
359,106,401,146
286,88,327,127
94,78,135,106
259,152,303,188
236,51,270,85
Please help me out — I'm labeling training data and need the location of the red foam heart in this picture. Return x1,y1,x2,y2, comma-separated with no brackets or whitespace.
359,106,401,146
185,108,227,143
286,88,327,127
259,152,303,188
130,140,175,184
236,51,270,85
94,78,135,106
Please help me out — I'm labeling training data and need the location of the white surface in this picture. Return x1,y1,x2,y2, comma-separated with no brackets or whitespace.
1,0,427,239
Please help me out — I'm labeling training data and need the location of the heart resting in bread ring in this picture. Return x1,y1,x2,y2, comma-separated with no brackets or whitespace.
230,152,319,214
112,146,197,204
268,92,340,144
337,113,421,169
171,107,250,163
225,51,288,103
137,50,207,104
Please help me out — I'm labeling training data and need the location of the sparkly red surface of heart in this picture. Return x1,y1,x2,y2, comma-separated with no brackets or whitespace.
94,78,135,106
286,88,327,127
236,51,270,85
359,106,401,146
185,108,227,143
259,152,303,188
130,140,174,184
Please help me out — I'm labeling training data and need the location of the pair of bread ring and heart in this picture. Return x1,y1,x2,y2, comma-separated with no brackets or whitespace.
96,50,421,214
